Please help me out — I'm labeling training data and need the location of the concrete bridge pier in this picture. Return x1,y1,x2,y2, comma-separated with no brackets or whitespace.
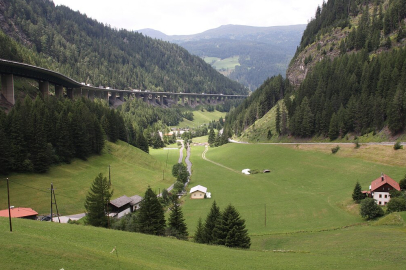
1,74,15,104
103,91,109,102
66,88,73,99
82,89,89,99
55,85,64,97
88,90,95,100
73,88,82,99
39,81,49,97
118,92,124,101
182,96,185,106
160,94,164,105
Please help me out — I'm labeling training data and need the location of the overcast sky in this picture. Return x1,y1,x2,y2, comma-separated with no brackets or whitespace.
52,0,324,35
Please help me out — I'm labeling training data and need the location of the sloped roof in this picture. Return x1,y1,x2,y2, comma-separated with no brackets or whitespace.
130,195,143,206
109,195,132,208
190,185,207,194
370,174,400,192
0,207,38,218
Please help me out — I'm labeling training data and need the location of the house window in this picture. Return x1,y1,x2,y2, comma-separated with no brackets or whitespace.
384,202,387,205
379,194,382,198
378,201,381,205
384,195,387,198
200,193,202,196
194,194,196,197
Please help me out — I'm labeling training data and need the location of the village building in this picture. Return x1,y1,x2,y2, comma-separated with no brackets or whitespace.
190,185,211,199
0,207,38,220
129,195,143,211
109,195,133,218
364,173,401,205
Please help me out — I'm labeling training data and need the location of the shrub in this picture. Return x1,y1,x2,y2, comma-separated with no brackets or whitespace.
331,145,340,154
360,198,384,220
386,197,406,213
394,141,403,150
354,140,360,149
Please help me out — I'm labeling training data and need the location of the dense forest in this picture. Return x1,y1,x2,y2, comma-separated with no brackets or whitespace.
0,0,247,95
226,0,406,139
0,96,150,175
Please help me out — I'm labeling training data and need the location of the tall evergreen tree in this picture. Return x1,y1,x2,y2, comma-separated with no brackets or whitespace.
137,186,166,235
167,203,188,240
208,128,215,146
352,182,365,203
275,104,281,135
194,217,205,243
203,200,222,244
84,173,113,227
213,204,251,249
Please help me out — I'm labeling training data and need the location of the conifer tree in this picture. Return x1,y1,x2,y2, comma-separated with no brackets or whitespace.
167,203,188,240
352,182,365,203
84,173,113,227
275,104,281,135
137,186,165,235
194,217,205,243
208,128,215,146
203,200,221,244
213,204,251,249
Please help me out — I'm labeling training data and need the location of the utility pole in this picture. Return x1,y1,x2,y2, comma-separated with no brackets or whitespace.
50,183,61,223
109,165,111,185
7,178,12,232
50,183,53,222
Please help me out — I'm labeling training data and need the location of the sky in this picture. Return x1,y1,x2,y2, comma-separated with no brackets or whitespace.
52,0,325,35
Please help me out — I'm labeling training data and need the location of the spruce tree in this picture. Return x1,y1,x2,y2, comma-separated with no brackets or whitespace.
203,200,221,244
208,128,215,146
275,104,281,134
167,203,188,240
213,204,251,249
137,186,165,235
84,173,113,227
352,182,365,203
194,217,205,243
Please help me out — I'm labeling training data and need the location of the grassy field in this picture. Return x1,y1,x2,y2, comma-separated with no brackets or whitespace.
182,143,406,236
203,56,240,71
176,109,226,128
0,141,175,215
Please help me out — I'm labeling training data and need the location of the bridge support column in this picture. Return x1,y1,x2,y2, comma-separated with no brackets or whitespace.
55,85,63,97
174,94,178,105
110,91,116,103
82,89,89,99
88,90,95,100
182,96,185,106
39,81,49,97
103,91,109,102
143,94,148,103
73,88,82,99
160,95,164,106
67,88,73,99
1,74,14,105
118,92,124,101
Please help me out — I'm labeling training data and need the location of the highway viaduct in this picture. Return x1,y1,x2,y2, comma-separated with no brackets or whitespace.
0,59,247,107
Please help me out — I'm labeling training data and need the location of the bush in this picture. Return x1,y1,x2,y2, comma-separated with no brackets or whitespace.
331,145,340,154
394,141,403,150
354,140,360,149
386,197,406,213
360,198,384,220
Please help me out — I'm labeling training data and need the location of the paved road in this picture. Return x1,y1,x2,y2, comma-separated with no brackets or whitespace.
229,139,405,145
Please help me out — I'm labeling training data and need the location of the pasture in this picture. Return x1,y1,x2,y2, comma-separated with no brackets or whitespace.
0,141,175,215
176,109,226,128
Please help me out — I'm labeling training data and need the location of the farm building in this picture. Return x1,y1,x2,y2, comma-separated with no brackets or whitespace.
0,207,38,220
364,173,401,205
129,195,143,211
109,196,132,218
190,185,211,199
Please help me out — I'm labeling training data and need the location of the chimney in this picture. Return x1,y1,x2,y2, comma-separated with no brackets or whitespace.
381,173,384,181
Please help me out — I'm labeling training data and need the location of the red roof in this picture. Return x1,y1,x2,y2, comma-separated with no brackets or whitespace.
370,174,400,192
0,207,38,218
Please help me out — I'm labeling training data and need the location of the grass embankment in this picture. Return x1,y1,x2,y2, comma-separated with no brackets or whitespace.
0,141,176,215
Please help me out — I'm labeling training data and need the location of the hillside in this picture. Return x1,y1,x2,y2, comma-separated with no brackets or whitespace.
225,0,406,141
138,24,306,90
0,0,246,95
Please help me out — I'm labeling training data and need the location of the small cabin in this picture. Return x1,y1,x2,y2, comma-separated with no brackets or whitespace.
0,207,38,220
190,185,208,199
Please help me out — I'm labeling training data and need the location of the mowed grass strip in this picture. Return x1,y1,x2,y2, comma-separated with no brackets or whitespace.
176,110,226,128
0,141,175,215
1,215,405,270
182,143,406,235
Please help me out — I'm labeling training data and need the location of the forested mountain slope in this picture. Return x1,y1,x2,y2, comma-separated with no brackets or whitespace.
225,0,406,140
0,0,246,95
139,24,306,90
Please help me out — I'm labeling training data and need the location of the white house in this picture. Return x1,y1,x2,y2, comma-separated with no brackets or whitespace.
365,173,401,205
190,185,210,199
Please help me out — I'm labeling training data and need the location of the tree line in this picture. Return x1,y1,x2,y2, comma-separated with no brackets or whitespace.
0,96,148,175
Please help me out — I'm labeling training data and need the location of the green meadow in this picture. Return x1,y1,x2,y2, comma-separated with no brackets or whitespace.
203,56,240,71
0,141,175,215
1,136,406,269
176,109,226,128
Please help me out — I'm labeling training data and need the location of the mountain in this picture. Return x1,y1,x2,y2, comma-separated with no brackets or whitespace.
0,0,246,95
138,24,306,90
225,0,406,141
